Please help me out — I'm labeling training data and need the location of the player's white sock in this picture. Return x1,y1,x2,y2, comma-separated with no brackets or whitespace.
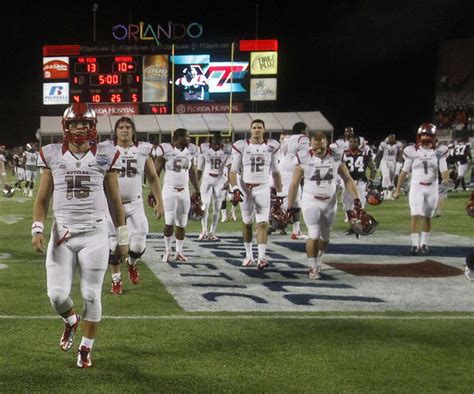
420,232,430,246
176,239,184,253
64,312,78,326
80,337,94,350
257,244,266,260
164,236,173,251
410,233,420,247
308,257,318,269
244,242,253,258
112,272,121,282
293,221,301,233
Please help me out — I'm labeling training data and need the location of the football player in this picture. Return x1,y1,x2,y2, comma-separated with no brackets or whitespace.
393,123,449,255
0,145,7,187
154,128,200,262
12,147,25,192
105,117,164,295
287,132,362,279
342,135,376,237
452,137,471,191
31,103,128,368
229,119,283,270
23,143,38,198
374,133,403,200
277,122,310,239
197,131,232,240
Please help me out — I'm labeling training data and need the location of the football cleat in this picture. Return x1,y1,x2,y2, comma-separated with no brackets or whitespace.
308,267,321,280
257,258,269,270
127,263,140,285
110,280,123,295
207,233,219,241
77,346,92,368
162,250,172,263
409,246,419,256
220,214,227,223
198,232,208,241
60,313,80,352
291,231,308,240
419,245,429,255
175,253,188,262
242,256,254,267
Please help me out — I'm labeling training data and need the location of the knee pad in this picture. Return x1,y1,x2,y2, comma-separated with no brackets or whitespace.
108,252,120,266
307,225,321,240
129,236,146,256
47,287,73,314
81,286,100,303
129,248,145,259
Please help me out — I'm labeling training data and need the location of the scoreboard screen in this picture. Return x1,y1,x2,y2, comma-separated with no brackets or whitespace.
42,41,278,111
70,56,141,104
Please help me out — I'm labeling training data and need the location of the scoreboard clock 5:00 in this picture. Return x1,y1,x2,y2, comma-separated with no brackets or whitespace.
70,56,141,103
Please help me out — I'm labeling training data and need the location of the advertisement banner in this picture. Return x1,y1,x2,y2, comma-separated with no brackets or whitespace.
175,102,243,114
43,57,69,79
250,52,278,75
143,55,169,102
43,83,69,105
90,104,140,116
250,78,277,101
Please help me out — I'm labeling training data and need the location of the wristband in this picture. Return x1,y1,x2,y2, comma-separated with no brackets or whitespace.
117,225,129,246
31,221,44,237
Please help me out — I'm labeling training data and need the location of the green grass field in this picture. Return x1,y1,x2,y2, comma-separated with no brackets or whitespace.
1,171,473,392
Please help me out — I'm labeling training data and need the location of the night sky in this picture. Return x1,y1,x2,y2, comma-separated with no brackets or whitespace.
1,0,473,148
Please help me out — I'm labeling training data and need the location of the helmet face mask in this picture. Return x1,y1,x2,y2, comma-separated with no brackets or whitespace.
62,103,97,145
349,209,378,235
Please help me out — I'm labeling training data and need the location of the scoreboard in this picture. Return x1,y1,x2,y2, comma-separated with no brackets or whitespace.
42,41,279,113
69,56,141,104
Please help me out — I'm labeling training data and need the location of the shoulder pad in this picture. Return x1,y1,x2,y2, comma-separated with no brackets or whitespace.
232,139,246,154
266,139,280,152
436,144,449,158
403,145,416,159
138,141,153,155
330,147,344,161
223,144,232,155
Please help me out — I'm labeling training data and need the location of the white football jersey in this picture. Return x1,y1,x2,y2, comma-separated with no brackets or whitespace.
299,148,343,197
197,143,232,180
378,141,403,162
23,151,39,170
155,142,198,188
330,136,366,150
278,134,310,173
402,145,448,184
231,139,280,184
101,140,153,202
37,143,120,231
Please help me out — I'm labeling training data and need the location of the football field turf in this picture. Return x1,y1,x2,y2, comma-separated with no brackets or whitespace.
0,182,473,392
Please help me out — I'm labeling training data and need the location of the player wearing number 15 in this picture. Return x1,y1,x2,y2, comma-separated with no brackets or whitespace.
392,123,449,256
31,103,128,368
229,119,283,270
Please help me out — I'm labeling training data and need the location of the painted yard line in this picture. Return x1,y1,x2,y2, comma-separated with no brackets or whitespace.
0,315,473,320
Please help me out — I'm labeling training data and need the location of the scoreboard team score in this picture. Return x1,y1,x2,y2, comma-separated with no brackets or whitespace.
42,40,279,113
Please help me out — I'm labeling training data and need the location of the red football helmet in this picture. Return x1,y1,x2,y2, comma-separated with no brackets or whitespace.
188,193,205,221
416,122,436,147
270,196,290,230
466,192,474,218
62,103,97,145
366,187,383,205
349,209,378,235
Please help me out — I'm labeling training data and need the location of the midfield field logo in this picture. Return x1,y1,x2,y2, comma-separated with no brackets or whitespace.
143,232,473,312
